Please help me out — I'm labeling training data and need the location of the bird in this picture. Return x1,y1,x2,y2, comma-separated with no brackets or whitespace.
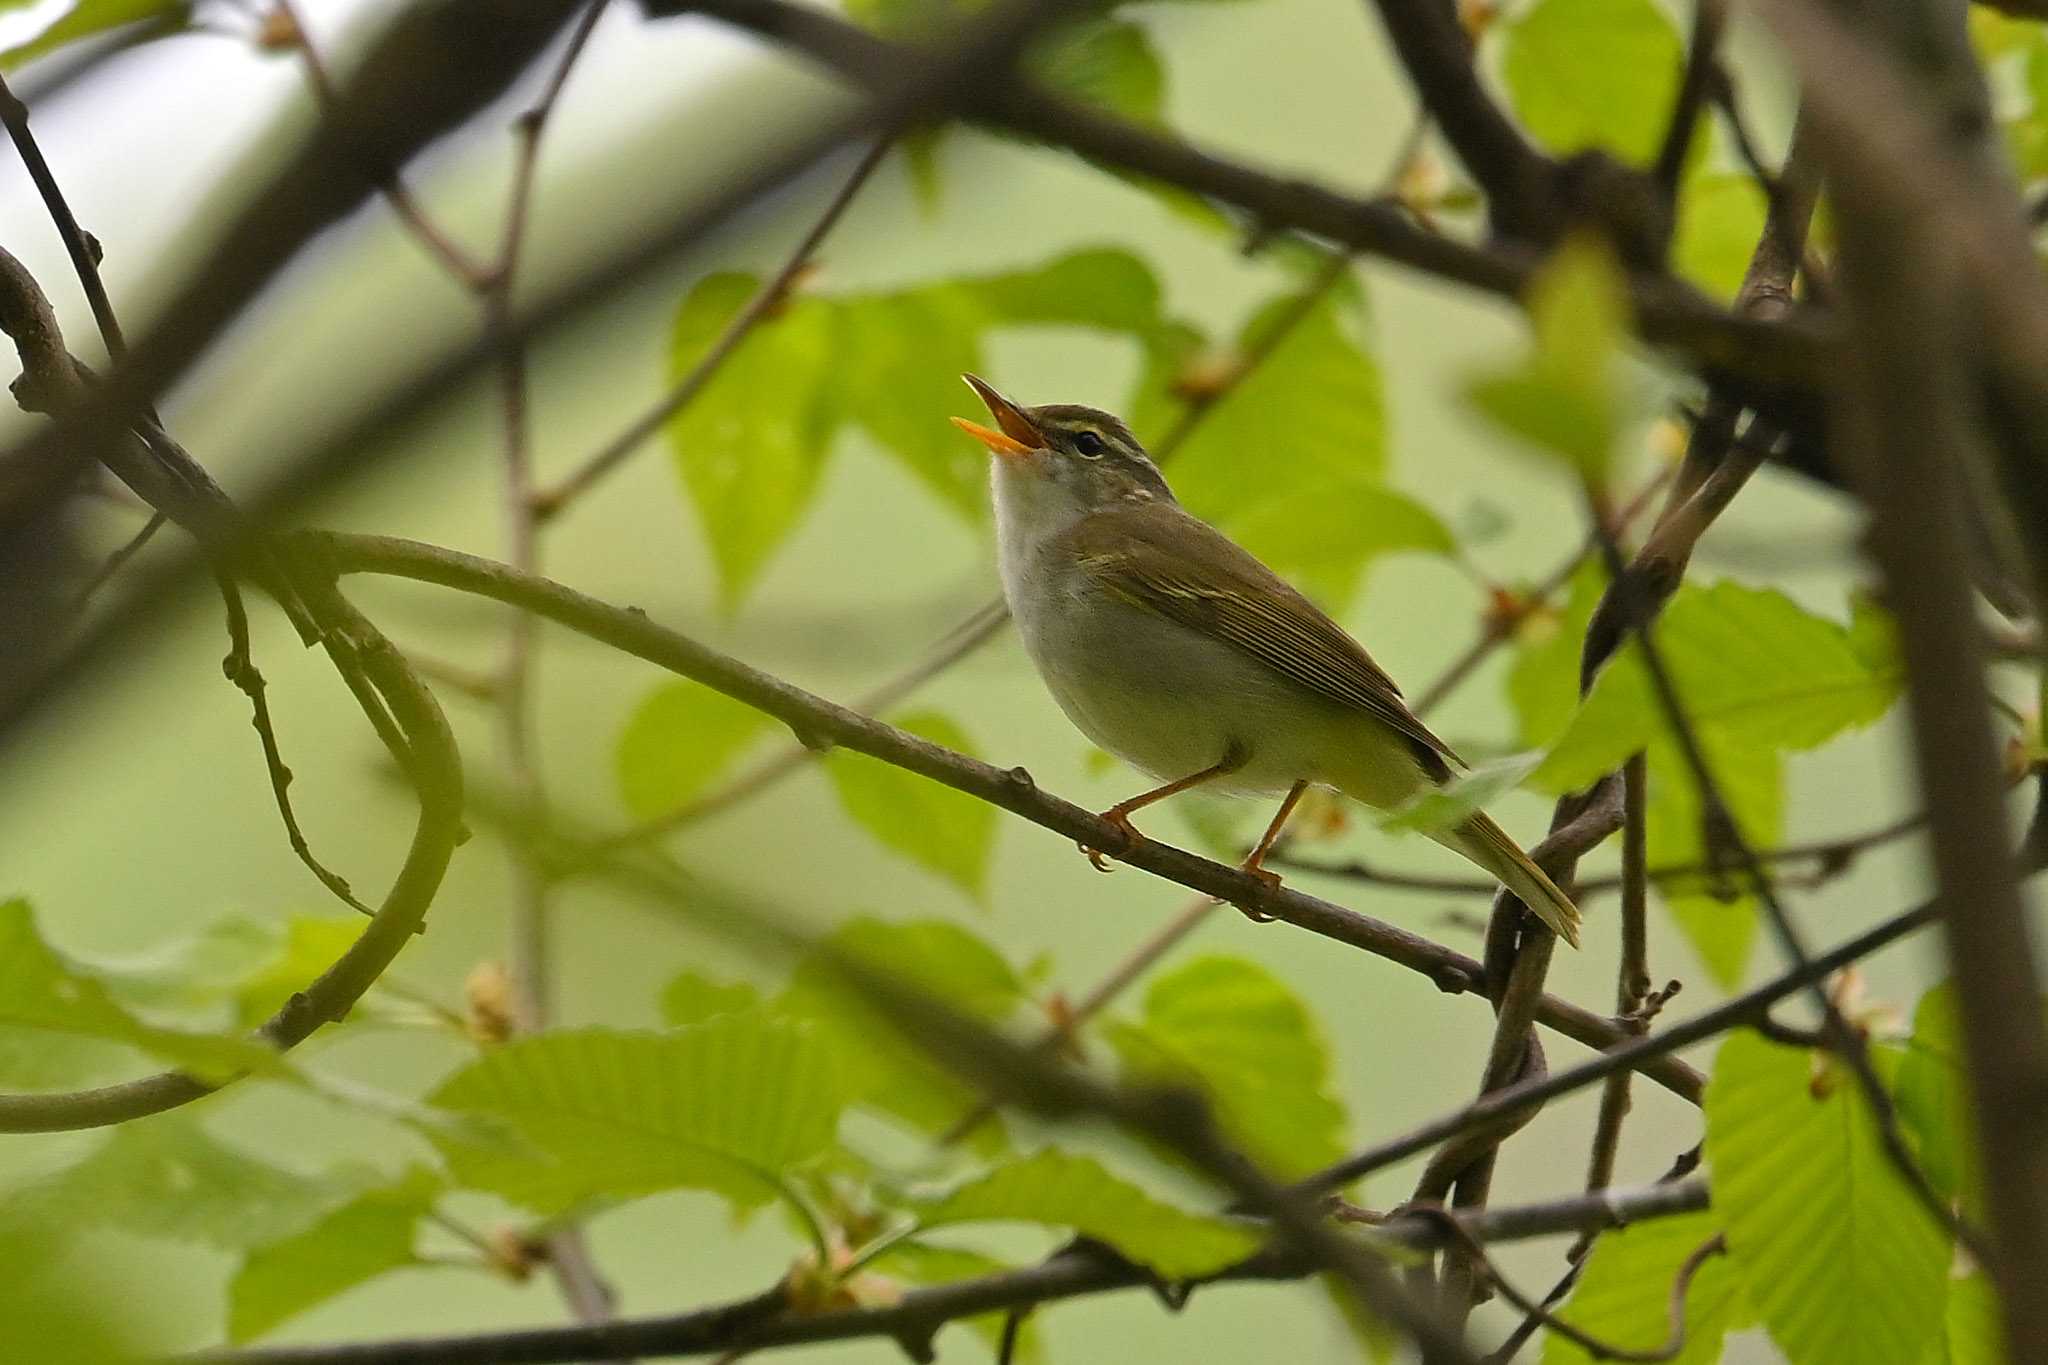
950,373,1581,947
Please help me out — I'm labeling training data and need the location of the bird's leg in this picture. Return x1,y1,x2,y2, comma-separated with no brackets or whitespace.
1231,780,1308,921
1082,749,1244,872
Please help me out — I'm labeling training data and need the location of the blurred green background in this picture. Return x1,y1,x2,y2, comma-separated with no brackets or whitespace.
0,0,1931,1359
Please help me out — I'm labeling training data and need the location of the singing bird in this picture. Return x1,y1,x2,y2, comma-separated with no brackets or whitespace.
951,374,1580,947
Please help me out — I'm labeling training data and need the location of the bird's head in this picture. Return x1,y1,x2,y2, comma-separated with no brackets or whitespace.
952,374,1171,514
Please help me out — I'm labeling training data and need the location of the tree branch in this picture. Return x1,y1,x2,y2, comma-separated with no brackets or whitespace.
1764,0,2048,1346
315,530,1705,1100
193,1180,1710,1365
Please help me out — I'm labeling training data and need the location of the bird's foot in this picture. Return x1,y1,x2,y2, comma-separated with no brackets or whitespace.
1231,862,1282,922
1079,808,1142,872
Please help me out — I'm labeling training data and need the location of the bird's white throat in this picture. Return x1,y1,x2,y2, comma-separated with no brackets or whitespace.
991,454,1093,600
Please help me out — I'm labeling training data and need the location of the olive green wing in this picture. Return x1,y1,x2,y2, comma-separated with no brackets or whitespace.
1067,503,1459,773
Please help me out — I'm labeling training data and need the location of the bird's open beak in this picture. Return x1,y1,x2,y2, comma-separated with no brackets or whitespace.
952,374,1044,459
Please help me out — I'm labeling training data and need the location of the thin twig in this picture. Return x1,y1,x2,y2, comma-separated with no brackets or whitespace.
1581,753,1650,1200
530,135,893,519
216,572,374,918
71,509,164,611
472,0,622,1338
1289,888,1953,1199
1586,521,1988,1263
319,530,1707,1099
1651,0,1726,204
600,246,1358,849
1278,808,1927,899
268,0,492,287
1412,1205,1723,1364
191,1182,1716,1365
0,71,131,364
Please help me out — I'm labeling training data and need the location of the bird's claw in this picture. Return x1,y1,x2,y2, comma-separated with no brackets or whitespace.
1080,810,1141,871
1232,864,1282,922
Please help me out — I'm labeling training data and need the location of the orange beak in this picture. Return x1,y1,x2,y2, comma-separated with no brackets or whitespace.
952,374,1044,459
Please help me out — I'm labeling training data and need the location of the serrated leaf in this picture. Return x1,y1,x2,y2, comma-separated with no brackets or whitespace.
1106,956,1345,1176
660,971,766,1027
1706,1031,1951,1365
1536,583,1902,793
226,1170,439,1342
429,1017,852,1215
3,0,186,66
825,710,996,902
615,680,773,821
1543,1209,1742,1365
18,1113,376,1249
1379,751,1543,836
915,1148,1261,1279
0,899,276,1080
1502,0,1685,166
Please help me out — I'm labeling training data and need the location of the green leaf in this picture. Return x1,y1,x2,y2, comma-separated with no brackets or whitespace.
825,710,997,901
615,680,773,821
840,248,1163,517
868,1242,1045,1363
18,1113,376,1249
1106,956,1346,1176
226,1170,439,1342
1543,1209,1743,1365
1031,17,1163,123
0,899,276,1079
1379,752,1543,836
1502,0,1685,166
787,917,1027,1023
429,1016,853,1215
2008,39,2048,179
668,273,838,610
0,1208,152,1362
1467,234,1630,483
1932,1274,2006,1365
229,916,365,1030
915,1148,1261,1279
3,0,185,66
660,971,766,1027
1896,981,1979,1210
1537,583,1902,792
1132,288,1431,605
1706,1031,1951,1365
1673,173,1769,302
668,250,1168,606
1649,731,1775,988
779,917,1025,1153
1507,558,1607,750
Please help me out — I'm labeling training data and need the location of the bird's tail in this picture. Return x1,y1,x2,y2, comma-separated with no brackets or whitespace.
1436,811,1583,949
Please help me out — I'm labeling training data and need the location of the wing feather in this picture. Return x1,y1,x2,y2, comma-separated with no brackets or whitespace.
1065,503,1459,772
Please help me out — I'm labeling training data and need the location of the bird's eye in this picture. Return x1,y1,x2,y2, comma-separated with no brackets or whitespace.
1072,430,1108,459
